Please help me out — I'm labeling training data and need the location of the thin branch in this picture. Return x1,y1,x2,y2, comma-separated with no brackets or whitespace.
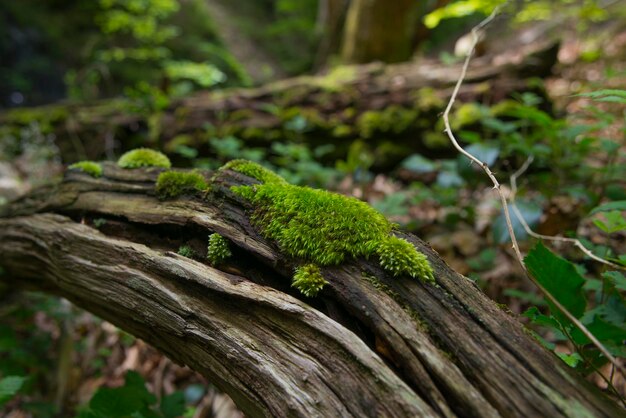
510,156,625,270
441,6,625,377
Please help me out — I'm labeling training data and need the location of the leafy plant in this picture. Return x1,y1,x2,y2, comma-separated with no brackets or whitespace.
0,376,27,408
77,371,186,418
523,238,626,388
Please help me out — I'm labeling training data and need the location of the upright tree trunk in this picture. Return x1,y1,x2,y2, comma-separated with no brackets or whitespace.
314,0,350,69
0,163,621,417
340,0,417,63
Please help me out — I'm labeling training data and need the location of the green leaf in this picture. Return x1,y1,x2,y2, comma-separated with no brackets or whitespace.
493,201,542,243
604,271,626,291
590,200,626,214
570,315,626,346
0,375,27,407
577,89,626,104
523,306,563,331
593,211,626,234
83,371,157,418
556,352,583,368
160,391,185,418
372,193,409,217
400,154,437,174
524,243,587,323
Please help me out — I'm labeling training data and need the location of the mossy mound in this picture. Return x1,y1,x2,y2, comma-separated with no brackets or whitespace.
226,160,434,284
177,245,196,258
220,159,287,185
292,264,328,297
68,161,102,178
118,148,171,169
155,171,207,199
207,233,231,266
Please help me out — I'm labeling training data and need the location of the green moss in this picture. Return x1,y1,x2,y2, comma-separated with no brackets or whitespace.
332,124,353,137
377,236,434,281
292,264,328,297
356,106,418,138
450,103,483,130
68,161,102,178
227,160,434,283
222,159,287,185
207,233,232,266
314,66,358,92
413,87,444,110
178,245,196,258
155,170,208,199
117,148,171,169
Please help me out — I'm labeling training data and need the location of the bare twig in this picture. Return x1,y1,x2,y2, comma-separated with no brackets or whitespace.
441,6,625,376
510,156,625,270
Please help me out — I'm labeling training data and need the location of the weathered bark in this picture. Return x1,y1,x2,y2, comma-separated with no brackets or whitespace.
0,163,621,417
0,38,558,165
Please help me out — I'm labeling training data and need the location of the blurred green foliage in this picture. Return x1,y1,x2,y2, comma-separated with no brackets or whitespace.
0,0,248,106
424,0,609,29
77,371,187,418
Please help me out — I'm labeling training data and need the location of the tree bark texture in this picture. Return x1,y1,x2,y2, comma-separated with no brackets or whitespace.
0,164,621,417
340,0,417,63
0,38,558,165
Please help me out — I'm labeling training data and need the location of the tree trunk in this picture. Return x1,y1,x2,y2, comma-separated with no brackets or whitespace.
340,0,417,63
0,37,558,166
314,0,349,69
0,163,621,417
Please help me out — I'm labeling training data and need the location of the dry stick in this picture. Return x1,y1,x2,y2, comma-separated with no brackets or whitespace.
510,156,625,271
441,7,625,376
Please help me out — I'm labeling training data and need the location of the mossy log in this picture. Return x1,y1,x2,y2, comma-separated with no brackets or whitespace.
1,38,558,165
0,163,621,418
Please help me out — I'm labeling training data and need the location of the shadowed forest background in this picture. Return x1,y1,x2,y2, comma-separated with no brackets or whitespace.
0,0,625,417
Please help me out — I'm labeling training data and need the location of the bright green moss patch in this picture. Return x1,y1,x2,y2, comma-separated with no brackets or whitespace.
222,159,287,185
227,160,434,284
207,233,231,266
68,161,102,177
238,182,389,265
178,245,196,258
155,170,208,199
377,236,434,282
292,264,328,297
118,148,171,169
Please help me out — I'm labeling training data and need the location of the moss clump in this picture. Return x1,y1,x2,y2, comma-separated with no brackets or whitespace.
68,161,102,178
228,160,434,284
356,106,418,139
155,171,208,199
221,159,287,185
207,233,231,266
377,236,434,282
178,245,196,258
118,148,171,169
292,264,328,297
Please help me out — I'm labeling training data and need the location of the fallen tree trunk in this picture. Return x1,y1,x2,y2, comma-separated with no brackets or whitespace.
0,163,621,417
1,38,558,165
